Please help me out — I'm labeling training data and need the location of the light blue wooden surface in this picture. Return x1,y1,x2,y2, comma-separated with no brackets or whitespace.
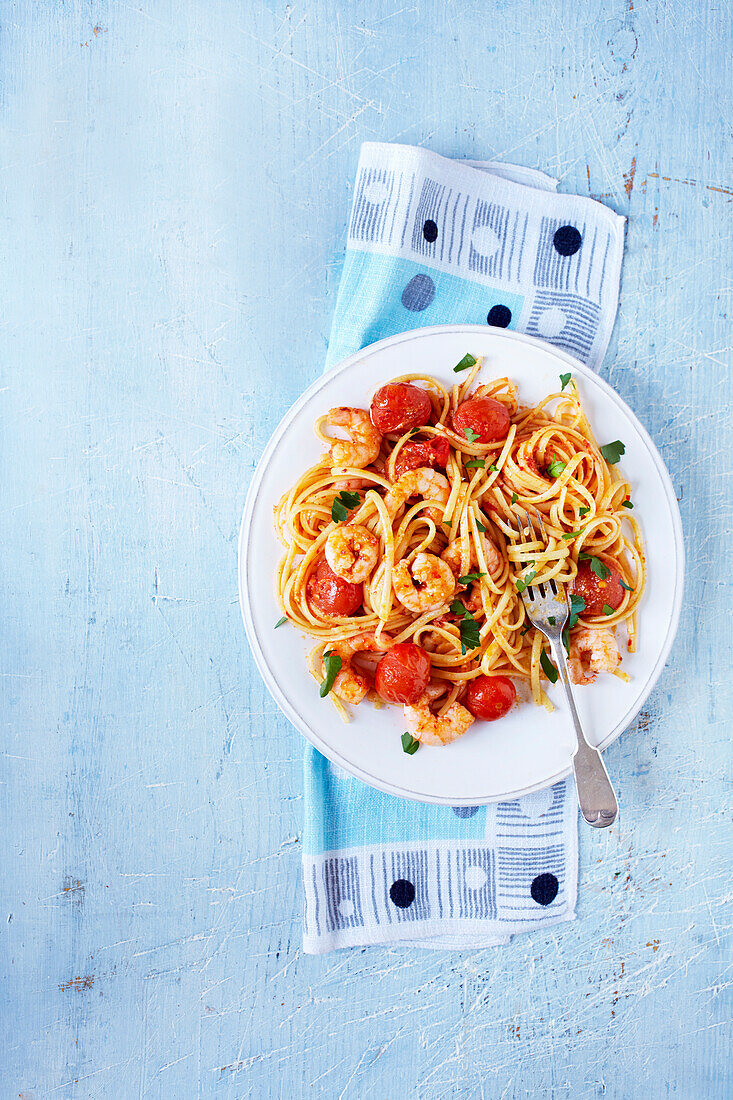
1,1,731,1096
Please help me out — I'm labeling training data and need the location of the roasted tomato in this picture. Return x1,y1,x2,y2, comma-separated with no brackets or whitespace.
453,396,511,443
306,558,362,617
393,436,450,479
370,383,432,434
374,642,431,704
572,559,624,616
464,675,516,721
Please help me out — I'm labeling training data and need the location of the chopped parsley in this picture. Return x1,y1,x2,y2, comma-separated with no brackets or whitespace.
401,732,420,755
579,506,590,517
561,529,584,540
515,565,537,594
331,489,361,522
465,458,485,469
476,520,487,533
453,352,477,373
548,616,556,626
578,553,611,580
600,440,625,465
458,572,486,585
562,594,586,653
463,426,480,444
510,492,518,504
546,454,567,477
620,579,634,592
450,600,480,654
560,372,572,390
520,623,532,636
488,463,499,473
540,649,559,684
622,500,634,509
274,616,288,628
319,651,342,697
602,604,615,615
443,519,452,527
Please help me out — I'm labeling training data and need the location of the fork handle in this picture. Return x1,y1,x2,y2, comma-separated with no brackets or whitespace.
547,637,619,829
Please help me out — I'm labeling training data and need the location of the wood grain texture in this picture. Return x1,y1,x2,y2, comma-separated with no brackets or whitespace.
1,0,731,1096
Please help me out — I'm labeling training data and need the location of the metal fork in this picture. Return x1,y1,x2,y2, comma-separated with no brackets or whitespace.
514,509,618,828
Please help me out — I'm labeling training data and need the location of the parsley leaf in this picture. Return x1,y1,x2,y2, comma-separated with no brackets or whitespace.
602,604,615,615
540,649,559,684
510,492,518,504
621,500,633,509
453,352,477,373
401,732,420,755
463,426,480,443
331,489,361,522
561,529,583,540
459,613,480,655
579,506,590,517
600,440,625,465
562,627,570,653
515,566,537,594
488,463,499,473
443,519,452,527
319,652,342,697
560,372,572,390
568,594,586,629
520,622,532,637
458,572,486,585
546,454,567,477
548,616,556,626
620,579,634,592
465,458,485,469
578,553,611,580
274,616,288,628
476,520,487,533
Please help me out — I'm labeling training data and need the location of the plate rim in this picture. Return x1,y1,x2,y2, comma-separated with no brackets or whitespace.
238,325,685,804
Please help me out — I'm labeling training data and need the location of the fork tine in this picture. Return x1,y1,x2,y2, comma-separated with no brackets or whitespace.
534,508,546,538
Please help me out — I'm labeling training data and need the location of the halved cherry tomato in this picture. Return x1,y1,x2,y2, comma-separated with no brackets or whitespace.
306,558,362,617
393,436,450,479
572,560,624,616
370,383,432,434
375,642,431,704
453,396,510,443
464,675,516,721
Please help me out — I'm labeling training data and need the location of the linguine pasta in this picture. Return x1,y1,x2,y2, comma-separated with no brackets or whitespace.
274,357,645,731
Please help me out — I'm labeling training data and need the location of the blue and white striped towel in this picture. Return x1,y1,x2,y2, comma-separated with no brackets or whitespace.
303,143,625,953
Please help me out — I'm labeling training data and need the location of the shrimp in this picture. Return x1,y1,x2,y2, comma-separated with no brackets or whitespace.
325,524,379,583
327,632,393,705
384,467,450,521
441,532,502,580
392,552,455,612
568,627,621,685
324,408,381,470
403,684,474,746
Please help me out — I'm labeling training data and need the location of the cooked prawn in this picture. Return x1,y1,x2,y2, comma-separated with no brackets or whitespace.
384,467,450,521
392,552,455,612
403,684,474,746
568,627,621,685
327,632,393,704
323,408,381,470
441,532,502,579
325,524,379,583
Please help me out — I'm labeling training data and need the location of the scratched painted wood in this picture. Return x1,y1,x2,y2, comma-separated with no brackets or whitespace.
1,0,731,1096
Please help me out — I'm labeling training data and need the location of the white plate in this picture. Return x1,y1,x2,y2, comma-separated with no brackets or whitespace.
239,326,683,805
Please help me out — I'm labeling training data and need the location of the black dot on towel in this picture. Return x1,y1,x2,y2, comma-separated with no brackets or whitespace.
530,872,559,906
401,273,436,312
389,878,415,908
553,225,582,256
422,218,438,242
487,304,511,328
452,806,480,818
